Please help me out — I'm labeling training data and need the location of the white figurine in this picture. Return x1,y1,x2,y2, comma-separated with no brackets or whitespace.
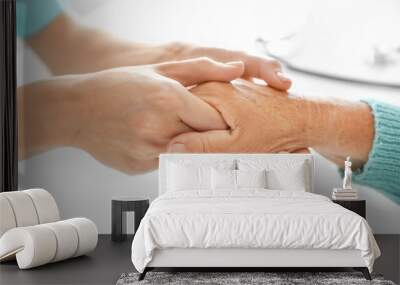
343,157,352,190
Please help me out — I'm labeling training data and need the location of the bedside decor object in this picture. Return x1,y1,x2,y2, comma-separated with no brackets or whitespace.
112,197,149,242
343,157,353,190
0,189,98,269
332,157,358,200
332,200,366,218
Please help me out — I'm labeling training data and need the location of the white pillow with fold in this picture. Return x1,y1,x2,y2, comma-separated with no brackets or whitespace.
211,168,237,190
167,163,211,191
236,169,267,189
238,160,309,191
267,165,307,191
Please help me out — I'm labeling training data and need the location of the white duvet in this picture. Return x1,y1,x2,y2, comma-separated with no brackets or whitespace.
131,190,380,273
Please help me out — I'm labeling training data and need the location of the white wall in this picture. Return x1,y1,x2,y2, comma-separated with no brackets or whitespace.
18,0,400,233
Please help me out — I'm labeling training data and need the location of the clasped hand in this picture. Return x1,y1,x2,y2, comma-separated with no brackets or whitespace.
21,53,292,174
76,57,292,174
71,58,243,173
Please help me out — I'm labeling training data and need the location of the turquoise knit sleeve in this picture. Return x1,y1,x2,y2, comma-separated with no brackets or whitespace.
352,99,400,204
16,0,62,38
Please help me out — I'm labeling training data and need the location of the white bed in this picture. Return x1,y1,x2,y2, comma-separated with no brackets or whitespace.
131,154,380,280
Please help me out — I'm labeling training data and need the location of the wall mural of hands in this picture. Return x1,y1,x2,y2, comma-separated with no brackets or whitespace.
14,1,400,226
18,10,376,180
19,14,296,174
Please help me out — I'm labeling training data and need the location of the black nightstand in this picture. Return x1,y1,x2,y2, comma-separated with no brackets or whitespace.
111,197,149,242
332,199,366,218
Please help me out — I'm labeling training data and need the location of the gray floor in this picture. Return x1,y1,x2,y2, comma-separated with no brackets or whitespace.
0,235,399,285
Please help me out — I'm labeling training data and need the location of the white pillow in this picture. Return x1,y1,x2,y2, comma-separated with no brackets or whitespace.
236,169,267,189
238,160,309,191
211,168,236,190
267,167,306,191
211,169,268,190
167,163,211,191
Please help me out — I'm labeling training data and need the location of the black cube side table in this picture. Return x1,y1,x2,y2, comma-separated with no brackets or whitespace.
332,199,366,218
111,197,149,242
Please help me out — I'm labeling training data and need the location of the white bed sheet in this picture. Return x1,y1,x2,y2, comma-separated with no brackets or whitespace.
131,190,380,273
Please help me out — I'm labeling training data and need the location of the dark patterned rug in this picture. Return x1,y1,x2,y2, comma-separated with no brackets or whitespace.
116,272,396,285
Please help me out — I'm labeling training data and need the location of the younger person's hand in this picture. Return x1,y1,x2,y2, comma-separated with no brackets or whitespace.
28,14,291,91
19,58,244,173
165,42,292,91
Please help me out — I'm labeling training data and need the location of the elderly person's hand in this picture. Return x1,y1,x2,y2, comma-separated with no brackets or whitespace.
167,79,308,154
167,79,374,169
18,58,243,174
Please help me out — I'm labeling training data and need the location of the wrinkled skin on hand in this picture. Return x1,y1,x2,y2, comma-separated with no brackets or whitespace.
168,79,310,154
